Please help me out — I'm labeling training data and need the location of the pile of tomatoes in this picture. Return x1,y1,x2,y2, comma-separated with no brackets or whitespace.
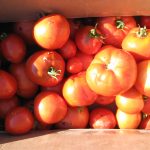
1,14,150,135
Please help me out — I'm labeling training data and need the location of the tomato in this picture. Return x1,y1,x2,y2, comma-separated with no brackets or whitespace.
89,108,117,129
96,95,115,105
58,39,77,59
139,115,150,129
26,50,65,87
33,14,70,50
63,71,97,107
97,16,136,48
86,45,137,96
0,96,19,119
5,107,34,135
135,60,150,97
75,26,103,55
55,106,89,129
116,109,141,129
34,91,67,124
122,27,150,61
10,63,39,98
0,70,17,99
116,87,144,114
142,96,150,115
0,33,26,63
140,16,150,29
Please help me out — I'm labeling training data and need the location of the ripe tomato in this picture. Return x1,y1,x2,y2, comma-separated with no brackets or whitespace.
139,115,150,129
26,50,65,87
140,16,150,29
89,108,117,129
116,109,141,129
0,33,26,63
97,16,136,48
75,26,103,55
0,70,17,99
5,107,34,135
96,95,115,105
63,71,97,107
10,63,38,98
55,106,89,129
34,91,67,124
34,14,70,50
142,96,150,115
122,27,150,61
86,45,137,96
116,87,144,114
0,96,19,119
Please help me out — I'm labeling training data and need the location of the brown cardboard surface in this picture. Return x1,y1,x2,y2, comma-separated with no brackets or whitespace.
0,0,150,22
0,129,150,150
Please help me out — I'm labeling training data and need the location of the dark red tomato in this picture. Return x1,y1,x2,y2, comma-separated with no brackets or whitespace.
142,96,150,115
139,115,150,129
5,107,34,135
59,39,77,59
34,91,67,124
63,71,98,107
75,26,103,55
89,108,117,129
140,16,150,29
34,14,70,50
26,50,65,87
0,96,19,119
96,95,115,105
97,16,136,48
10,63,38,98
0,33,26,63
34,120,51,130
55,106,89,129
0,70,17,99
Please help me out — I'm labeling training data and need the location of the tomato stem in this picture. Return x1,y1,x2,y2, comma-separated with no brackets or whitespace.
142,113,149,119
143,95,148,101
115,19,125,29
0,32,7,41
48,67,61,80
136,26,147,38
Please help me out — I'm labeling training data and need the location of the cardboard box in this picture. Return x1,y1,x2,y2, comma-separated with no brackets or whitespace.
1,0,150,149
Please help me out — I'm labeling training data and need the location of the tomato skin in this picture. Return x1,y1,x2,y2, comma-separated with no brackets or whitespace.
34,91,67,124
89,108,117,129
10,63,38,98
75,26,103,55
86,45,137,96
34,14,70,50
55,106,89,129
116,87,144,114
140,16,150,29
142,97,150,114
63,71,98,107
5,107,34,135
139,116,150,129
0,34,26,63
116,109,141,129
26,50,65,87
96,95,115,105
97,16,136,48
0,70,17,99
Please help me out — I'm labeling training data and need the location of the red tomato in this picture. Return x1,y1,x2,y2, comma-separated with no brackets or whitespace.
97,16,136,48
0,96,19,119
89,108,117,129
116,109,141,129
96,95,115,105
140,16,150,29
10,63,38,98
63,71,98,107
142,96,150,115
26,50,65,87
86,45,137,96
5,107,34,135
75,26,103,55
0,70,17,99
116,87,144,114
139,115,150,129
0,33,26,63
34,14,70,50
34,91,67,124
55,106,89,129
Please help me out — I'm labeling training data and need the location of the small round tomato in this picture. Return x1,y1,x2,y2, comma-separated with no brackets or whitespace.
5,107,34,135
34,14,70,50
75,26,103,55
55,106,89,129
116,87,144,114
139,115,150,129
140,16,150,29
116,109,141,129
63,71,98,107
97,16,136,48
96,95,115,105
26,50,65,87
86,45,137,96
0,33,26,63
34,91,67,124
142,96,150,115
10,63,38,98
89,108,117,129
0,70,17,99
